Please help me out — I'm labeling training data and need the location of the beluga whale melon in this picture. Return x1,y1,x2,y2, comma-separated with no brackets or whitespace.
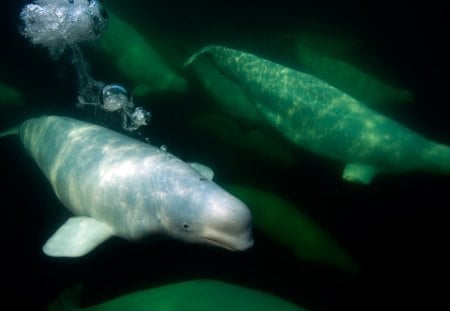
0,116,253,257
184,45,450,184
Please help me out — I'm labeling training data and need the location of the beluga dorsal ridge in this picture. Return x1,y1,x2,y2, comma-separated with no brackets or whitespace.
0,116,253,257
184,45,450,184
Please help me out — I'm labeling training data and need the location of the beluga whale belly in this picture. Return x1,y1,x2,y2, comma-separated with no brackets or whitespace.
0,116,253,257
184,45,450,184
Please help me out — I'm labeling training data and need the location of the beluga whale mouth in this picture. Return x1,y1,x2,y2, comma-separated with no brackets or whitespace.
200,223,254,251
203,236,254,251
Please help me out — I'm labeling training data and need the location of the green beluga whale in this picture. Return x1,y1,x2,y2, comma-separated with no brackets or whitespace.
184,45,450,184
225,184,357,271
287,29,414,106
98,11,188,96
49,279,307,311
0,116,253,257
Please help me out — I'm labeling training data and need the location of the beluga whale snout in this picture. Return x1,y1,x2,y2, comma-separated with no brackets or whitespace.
0,115,253,257
151,166,254,251
197,188,254,251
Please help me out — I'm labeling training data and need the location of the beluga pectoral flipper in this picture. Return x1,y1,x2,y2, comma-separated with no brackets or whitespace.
0,116,253,257
184,45,450,184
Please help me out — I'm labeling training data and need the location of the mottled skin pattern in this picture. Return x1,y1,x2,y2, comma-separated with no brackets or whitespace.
16,116,253,250
185,46,450,180
296,46,414,106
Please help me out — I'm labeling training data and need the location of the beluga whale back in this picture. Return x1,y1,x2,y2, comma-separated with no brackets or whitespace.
184,45,450,184
0,116,253,257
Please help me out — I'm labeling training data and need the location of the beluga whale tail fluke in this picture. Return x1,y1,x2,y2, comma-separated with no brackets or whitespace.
184,45,450,184
183,46,215,68
0,126,19,138
0,116,253,257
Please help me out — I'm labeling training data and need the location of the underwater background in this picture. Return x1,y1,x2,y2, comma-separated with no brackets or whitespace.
1,0,449,310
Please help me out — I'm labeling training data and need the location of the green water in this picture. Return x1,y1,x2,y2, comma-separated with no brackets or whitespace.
1,1,448,310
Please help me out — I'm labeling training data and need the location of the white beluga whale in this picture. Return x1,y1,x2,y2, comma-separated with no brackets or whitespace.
0,116,253,257
184,45,450,184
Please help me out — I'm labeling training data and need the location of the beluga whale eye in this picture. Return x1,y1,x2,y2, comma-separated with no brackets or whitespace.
181,223,190,231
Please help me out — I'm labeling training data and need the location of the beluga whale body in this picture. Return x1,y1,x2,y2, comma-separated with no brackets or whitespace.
0,116,253,257
184,45,450,184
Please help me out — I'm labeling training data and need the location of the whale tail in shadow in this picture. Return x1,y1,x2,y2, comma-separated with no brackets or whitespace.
183,45,215,68
0,126,19,138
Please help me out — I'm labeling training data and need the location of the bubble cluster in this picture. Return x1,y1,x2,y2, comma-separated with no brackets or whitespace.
78,83,151,132
20,0,108,57
19,0,151,132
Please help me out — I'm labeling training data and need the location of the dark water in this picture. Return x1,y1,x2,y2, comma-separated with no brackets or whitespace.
1,1,449,310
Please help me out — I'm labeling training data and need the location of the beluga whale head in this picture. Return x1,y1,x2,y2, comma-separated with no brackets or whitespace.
156,169,253,251
195,186,254,251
